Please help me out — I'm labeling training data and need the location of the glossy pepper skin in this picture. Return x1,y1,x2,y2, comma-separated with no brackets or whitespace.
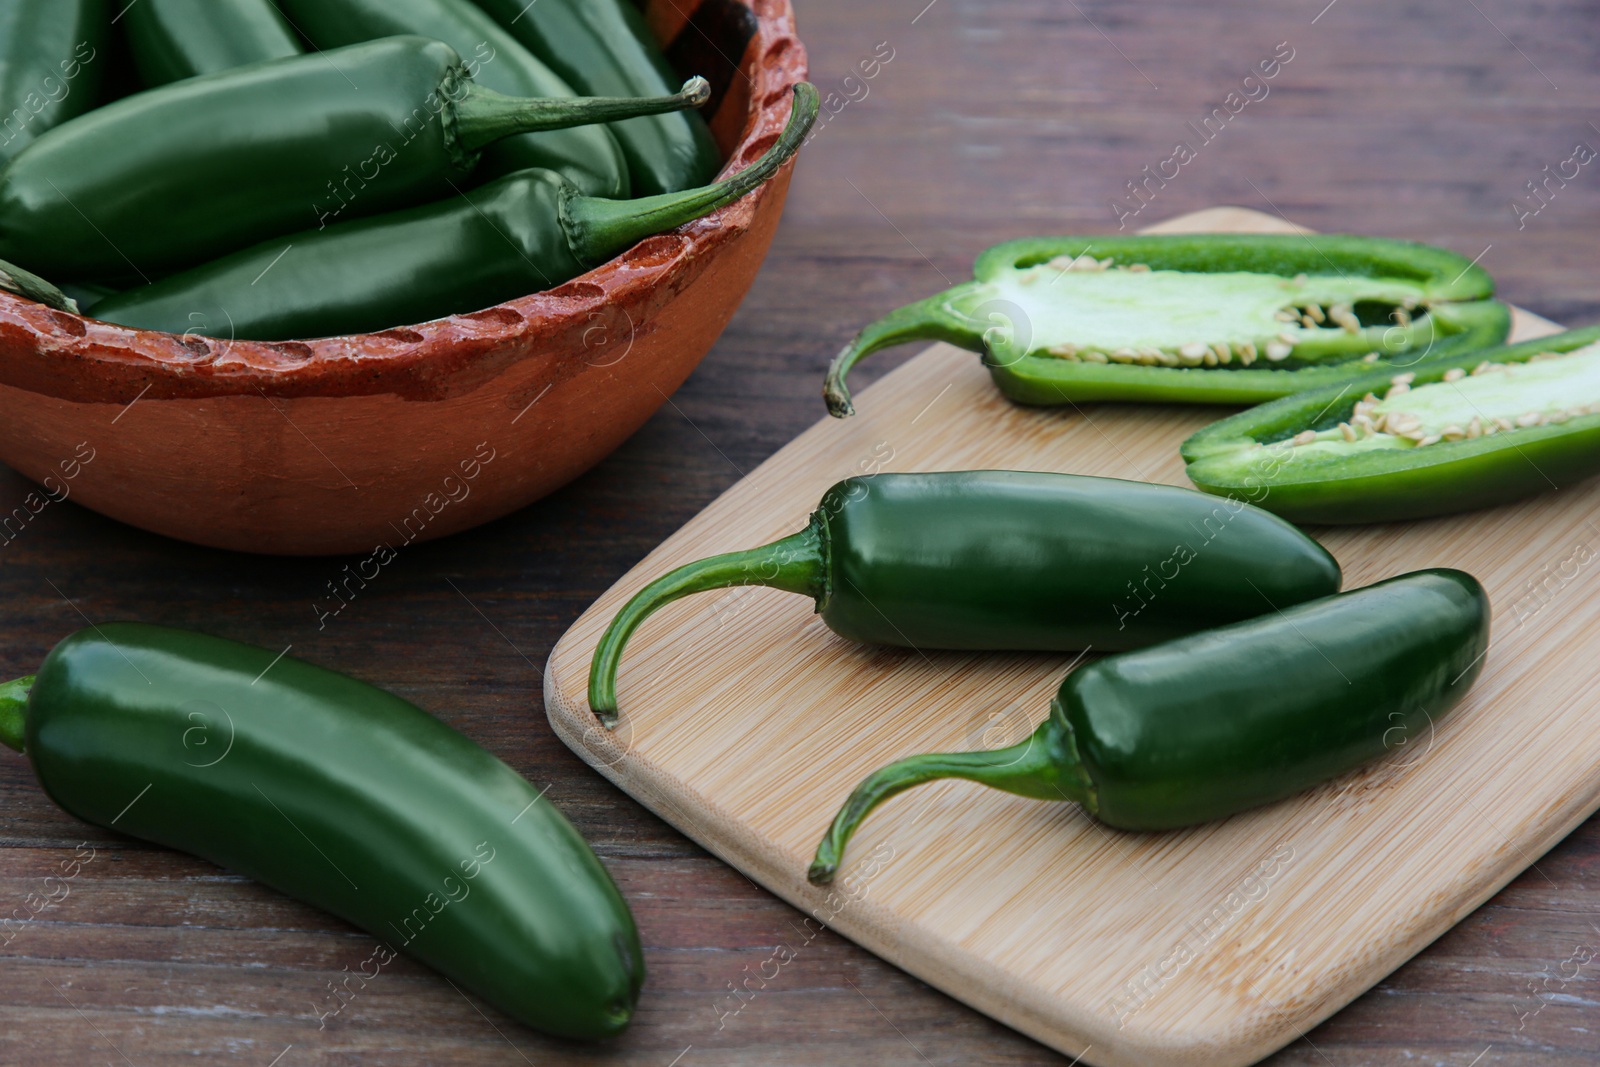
278,0,630,197
0,36,709,280
122,0,302,86
810,569,1489,883
822,234,1511,417
0,624,643,1039
472,0,720,196
0,0,107,163
1182,326,1600,523
588,469,1342,726
92,82,815,342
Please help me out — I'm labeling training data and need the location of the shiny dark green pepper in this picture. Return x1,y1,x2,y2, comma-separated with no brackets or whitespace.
589,469,1343,727
0,35,708,281
810,569,1489,883
823,234,1511,417
91,82,815,342
0,0,107,163
1182,326,1600,523
278,0,631,197
472,0,720,196
0,624,643,1039
122,0,302,86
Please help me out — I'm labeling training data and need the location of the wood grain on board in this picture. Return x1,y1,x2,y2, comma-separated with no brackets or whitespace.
545,208,1582,1066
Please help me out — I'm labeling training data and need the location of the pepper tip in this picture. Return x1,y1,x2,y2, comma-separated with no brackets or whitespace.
806,859,837,886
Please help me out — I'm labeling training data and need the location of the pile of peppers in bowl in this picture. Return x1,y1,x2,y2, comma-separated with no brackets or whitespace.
0,0,1592,1051
0,0,819,341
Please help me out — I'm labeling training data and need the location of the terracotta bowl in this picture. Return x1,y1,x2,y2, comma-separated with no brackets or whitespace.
0,0,807,555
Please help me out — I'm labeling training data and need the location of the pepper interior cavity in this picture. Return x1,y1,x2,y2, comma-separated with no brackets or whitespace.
1271,340,1600,457
996,256,1427,368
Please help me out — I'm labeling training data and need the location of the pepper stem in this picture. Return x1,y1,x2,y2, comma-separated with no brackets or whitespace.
822,297,967,418
807,714,1090,885
0,676,33,754
588,521,827,728
561,82,820,269
454,77,712,154
0,259,77,315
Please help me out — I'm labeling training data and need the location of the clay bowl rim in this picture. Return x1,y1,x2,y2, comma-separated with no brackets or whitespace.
0,0,807,406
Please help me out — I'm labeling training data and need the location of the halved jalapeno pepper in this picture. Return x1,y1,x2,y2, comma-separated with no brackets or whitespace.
822,234,1510,417
1182,326,1600,523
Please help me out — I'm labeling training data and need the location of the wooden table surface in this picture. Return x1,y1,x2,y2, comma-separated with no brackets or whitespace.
3,2,1597,1064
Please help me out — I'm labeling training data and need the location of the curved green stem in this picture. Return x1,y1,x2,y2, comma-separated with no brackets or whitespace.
562,82,820,268
0,259,77,314
455,77,711,154
822,299,969,418
807,714,1090,885
588,522,827,728
0,676,33,754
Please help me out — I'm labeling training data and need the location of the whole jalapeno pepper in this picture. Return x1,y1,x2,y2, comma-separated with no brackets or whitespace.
1182,326,1600,523
0,623,643,1039
90,82,815,342
0,35,709,281
589,469,1343,727
822,234,1511,417
471,0,720,196
122,0,302,86
277,0,631,198
0,0,107,163
810,569,1489,883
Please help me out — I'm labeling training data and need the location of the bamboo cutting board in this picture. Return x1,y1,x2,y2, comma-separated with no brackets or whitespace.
543,208,1589,1066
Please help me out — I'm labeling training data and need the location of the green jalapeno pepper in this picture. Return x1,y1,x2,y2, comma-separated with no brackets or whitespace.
91,82,815,341
0,623,642,1039
122,0,302,86
589,469,1342,727
1182,326,1600,523
810,568,1488,883
277,0,631,198
471,0,720,196
822,234,1511,417
0,0,106,163
0,35,709,281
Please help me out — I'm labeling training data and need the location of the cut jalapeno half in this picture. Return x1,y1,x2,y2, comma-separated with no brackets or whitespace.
823,234,1511,415
1181,326,1600,523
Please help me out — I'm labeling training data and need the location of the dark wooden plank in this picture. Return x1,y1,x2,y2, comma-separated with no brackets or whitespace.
1,0,1597,1063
